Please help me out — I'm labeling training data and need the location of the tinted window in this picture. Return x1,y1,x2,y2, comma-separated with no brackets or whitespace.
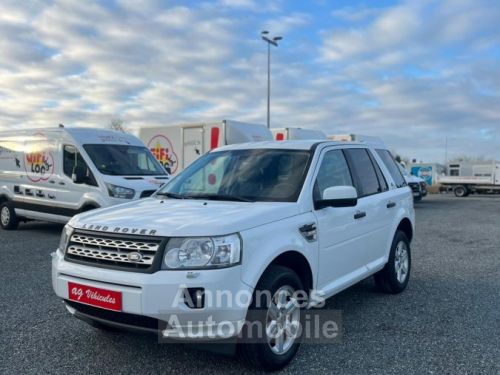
369,151,388,192
345,148,380,197
375,149,406,188
63,145,97,186
314,150,353,201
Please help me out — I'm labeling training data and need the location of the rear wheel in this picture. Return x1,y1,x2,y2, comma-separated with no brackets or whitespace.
0,202,19,230
454,185,468,197
239,265,304,371
374,231,411,294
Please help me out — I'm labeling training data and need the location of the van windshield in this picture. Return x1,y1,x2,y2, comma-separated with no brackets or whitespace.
157,149,311,202
83,144,166,176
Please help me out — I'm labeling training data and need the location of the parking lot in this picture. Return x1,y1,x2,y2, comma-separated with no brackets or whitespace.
1,194,499,374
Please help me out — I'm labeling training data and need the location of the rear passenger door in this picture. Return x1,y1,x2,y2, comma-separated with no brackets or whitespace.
343,148,392,269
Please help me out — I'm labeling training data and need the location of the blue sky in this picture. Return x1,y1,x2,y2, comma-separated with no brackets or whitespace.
0,0,499,162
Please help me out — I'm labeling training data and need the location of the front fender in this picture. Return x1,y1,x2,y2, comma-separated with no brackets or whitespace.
239,212,318,291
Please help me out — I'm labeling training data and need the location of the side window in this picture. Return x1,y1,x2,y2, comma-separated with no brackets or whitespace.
314,150,353,201
63,145,97,186
375,149,406,188
369,150,388,192
344,148,381,197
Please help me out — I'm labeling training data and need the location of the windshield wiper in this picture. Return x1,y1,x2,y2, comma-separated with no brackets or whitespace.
183,194,254,202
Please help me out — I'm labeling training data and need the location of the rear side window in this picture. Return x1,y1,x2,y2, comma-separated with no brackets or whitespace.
375,149,406,188
344,148,381,197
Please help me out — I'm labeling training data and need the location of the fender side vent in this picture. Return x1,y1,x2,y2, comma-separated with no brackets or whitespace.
299,223,317,242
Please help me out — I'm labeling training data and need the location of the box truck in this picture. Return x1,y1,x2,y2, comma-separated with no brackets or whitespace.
139,120,273,175
439,162,500,197
272,127,327,141
0,127,168,229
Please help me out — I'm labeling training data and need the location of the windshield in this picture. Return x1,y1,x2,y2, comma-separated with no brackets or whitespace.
157,149,311,202
83,144,166,176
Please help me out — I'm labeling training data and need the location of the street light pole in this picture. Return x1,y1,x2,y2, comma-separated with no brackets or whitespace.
261,31,282,129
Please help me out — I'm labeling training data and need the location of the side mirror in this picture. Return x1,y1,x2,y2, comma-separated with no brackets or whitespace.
315,186,358,209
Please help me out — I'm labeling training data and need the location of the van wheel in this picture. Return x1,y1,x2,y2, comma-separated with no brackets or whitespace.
454,185,468,197
239,265,304,371
374,231,411,294
0,202,19,230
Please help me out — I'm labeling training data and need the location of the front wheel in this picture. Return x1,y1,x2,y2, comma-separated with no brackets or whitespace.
239,265,304,371
374,231,411,294
0,202,19,230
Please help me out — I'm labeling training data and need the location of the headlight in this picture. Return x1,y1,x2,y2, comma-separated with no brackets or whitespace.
162,234,241,270
106,183,135,199
59,225,74,254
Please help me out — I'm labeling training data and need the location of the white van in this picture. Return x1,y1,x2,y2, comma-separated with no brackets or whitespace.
272,127,327,141
139,120,273,175
0,127,168,229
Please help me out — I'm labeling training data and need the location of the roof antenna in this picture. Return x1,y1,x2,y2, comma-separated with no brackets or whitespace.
58,123,64,128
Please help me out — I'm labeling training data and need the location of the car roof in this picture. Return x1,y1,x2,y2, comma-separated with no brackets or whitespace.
215,140,366,151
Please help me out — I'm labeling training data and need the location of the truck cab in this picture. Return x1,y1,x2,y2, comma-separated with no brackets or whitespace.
52,140,414,371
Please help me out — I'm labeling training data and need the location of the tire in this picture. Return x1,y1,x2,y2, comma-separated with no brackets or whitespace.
239,265,304,372
413,193,422,202
454,185,467,197
374,231,411,294
0,202,19,230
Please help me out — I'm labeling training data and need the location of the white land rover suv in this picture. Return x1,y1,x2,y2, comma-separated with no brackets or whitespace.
52,140,414,371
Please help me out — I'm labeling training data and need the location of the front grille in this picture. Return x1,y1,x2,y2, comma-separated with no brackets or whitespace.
140,190,156,198
65,300,168,331
408,182,420,192
65,230,165,272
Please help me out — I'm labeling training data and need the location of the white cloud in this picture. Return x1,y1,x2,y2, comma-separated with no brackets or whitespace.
0,0,498,162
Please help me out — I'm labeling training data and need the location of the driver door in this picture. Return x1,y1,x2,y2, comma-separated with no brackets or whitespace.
53,144,99,214
314,148,369,292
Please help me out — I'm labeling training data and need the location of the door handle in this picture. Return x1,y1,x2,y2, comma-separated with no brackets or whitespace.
49,180,55,184
354,211,366,220
59,182,65,186
386,201,396,208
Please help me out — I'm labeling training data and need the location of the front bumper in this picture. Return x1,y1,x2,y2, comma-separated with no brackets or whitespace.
52,250,251,340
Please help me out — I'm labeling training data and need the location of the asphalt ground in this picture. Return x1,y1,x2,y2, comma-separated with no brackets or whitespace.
1,194,499,374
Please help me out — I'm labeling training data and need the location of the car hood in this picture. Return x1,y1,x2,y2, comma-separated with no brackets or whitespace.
70,198,300,237
102,175,169,194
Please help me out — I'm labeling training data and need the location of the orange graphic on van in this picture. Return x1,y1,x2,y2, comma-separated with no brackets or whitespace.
148,135,178,174
24,133,55,182
25,150,54,182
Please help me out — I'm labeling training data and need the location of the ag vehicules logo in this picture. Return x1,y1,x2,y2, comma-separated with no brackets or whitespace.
24,133,55,182
148,135,178,174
